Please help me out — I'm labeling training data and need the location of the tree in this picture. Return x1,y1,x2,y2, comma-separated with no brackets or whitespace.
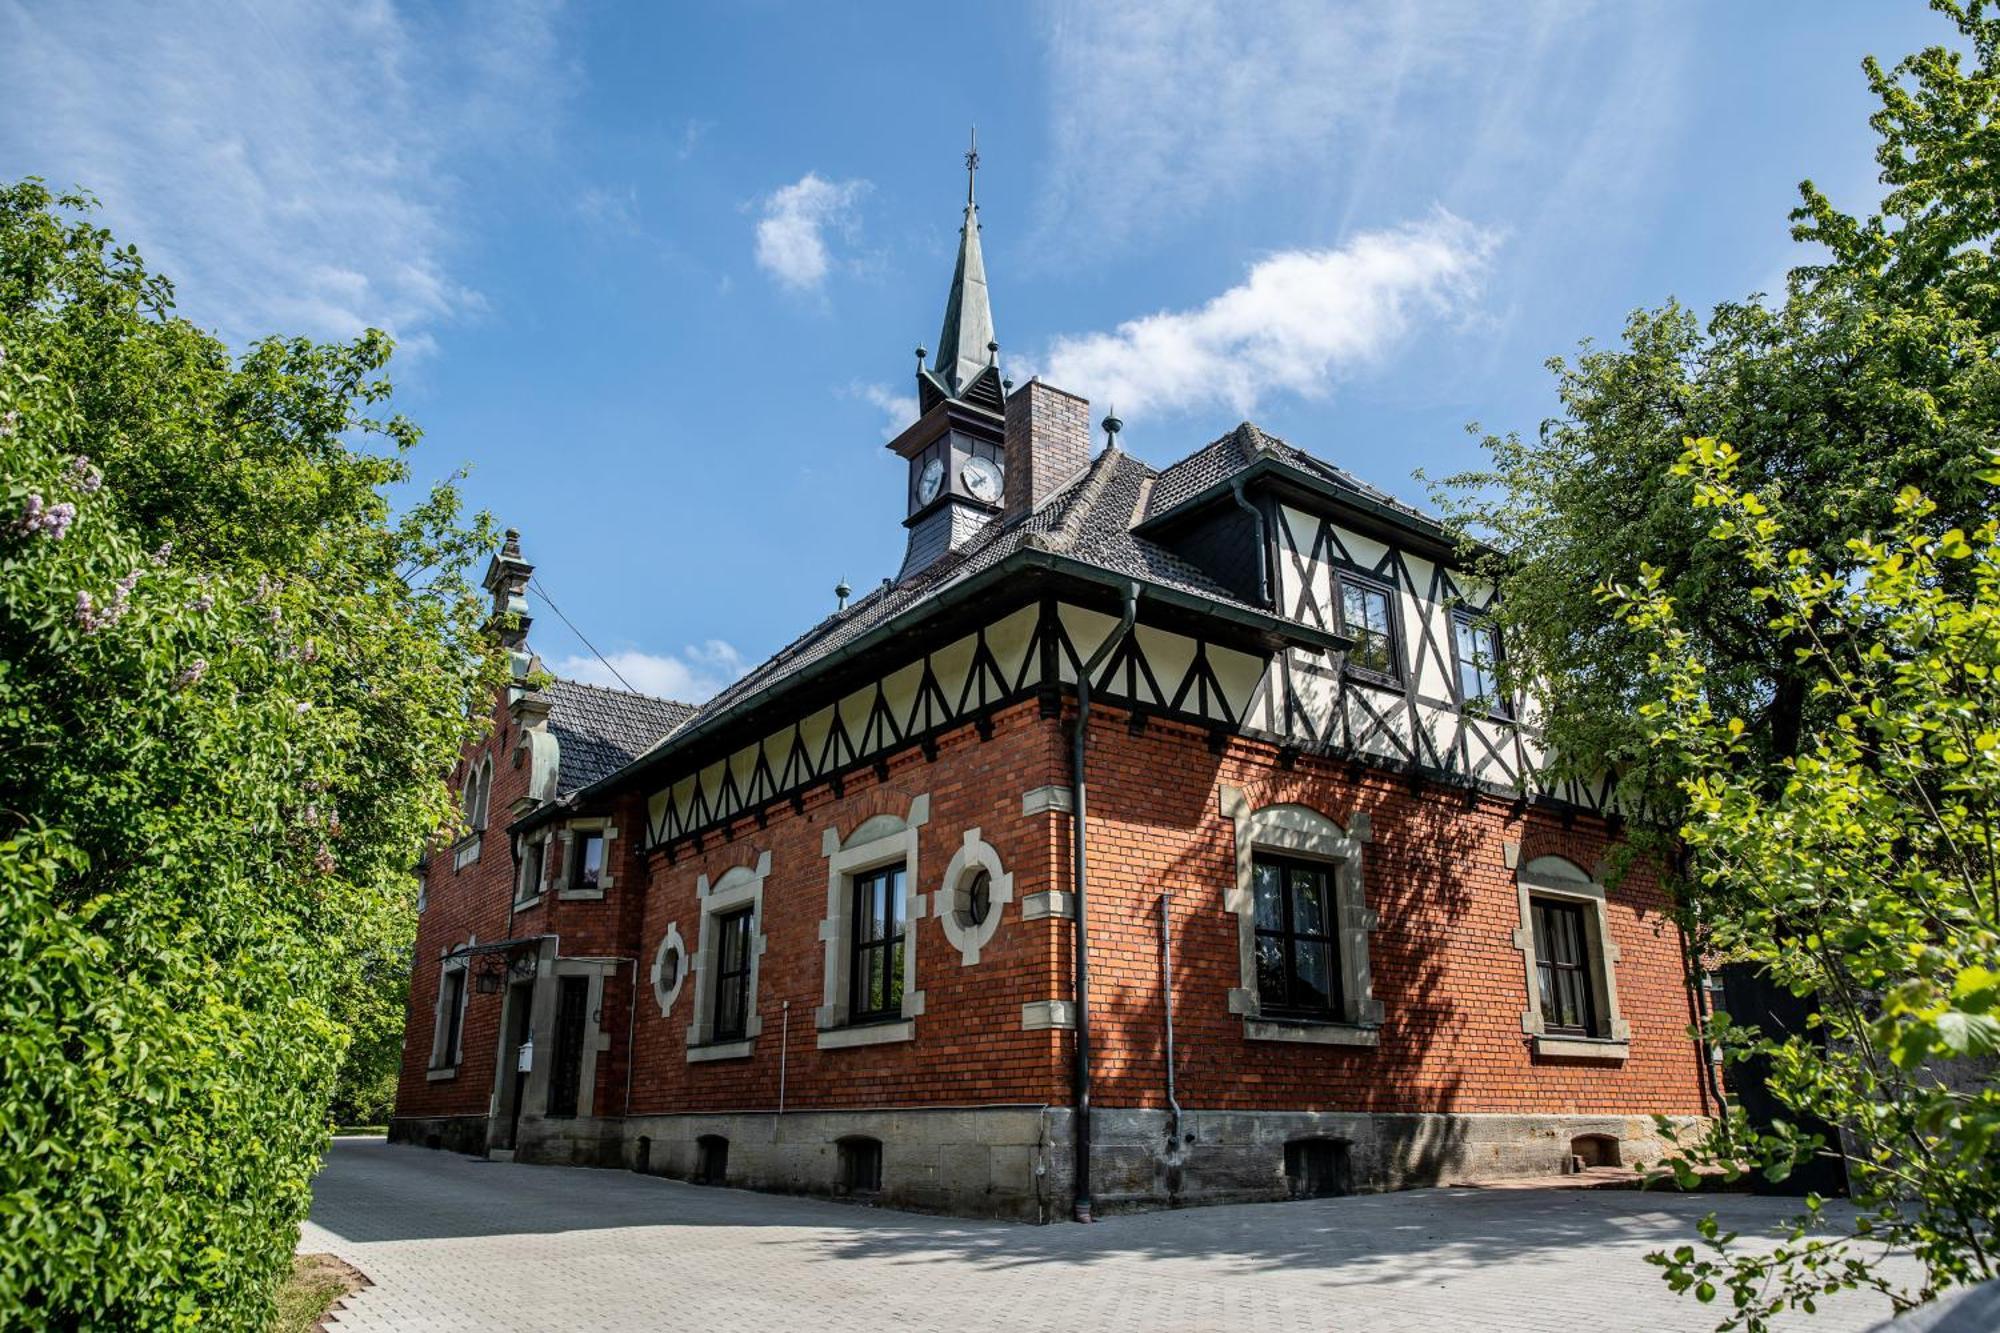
1623,439,2000,1327
0,181,499,1328
1423,3,2000,1324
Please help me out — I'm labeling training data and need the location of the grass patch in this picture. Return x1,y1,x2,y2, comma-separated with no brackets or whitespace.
270,1253,365,1333
331,1126,386,1137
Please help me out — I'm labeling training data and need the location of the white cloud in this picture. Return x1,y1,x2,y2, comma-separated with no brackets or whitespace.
552,641,746,704
1035,212,1497,420
845,381,920,440
754,172,868,291
0,0,569,349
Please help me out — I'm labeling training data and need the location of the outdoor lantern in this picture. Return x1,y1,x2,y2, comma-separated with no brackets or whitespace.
474,956,506,994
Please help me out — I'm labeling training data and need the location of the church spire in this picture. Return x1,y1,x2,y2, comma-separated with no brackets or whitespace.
923,128,1001,411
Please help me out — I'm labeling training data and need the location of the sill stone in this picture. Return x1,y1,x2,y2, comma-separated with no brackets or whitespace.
817,1018,916,1050
686,1038,755,1064
1532,1034,1630,1060
1244,1017,1380,1047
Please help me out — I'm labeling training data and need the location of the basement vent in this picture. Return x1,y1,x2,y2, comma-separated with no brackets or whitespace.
695,1134,729,1187
1283,1137,1353,1199
837,1136,884,1194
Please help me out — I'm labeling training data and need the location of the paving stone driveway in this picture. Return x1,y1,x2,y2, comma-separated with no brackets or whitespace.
303,1138,1904,1332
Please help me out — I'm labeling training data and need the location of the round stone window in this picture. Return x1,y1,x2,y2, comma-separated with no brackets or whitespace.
958,869,992,928
651,922,689,1016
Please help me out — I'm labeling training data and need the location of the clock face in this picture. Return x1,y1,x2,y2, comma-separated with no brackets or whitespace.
963,455,1003,504
915,457,945,507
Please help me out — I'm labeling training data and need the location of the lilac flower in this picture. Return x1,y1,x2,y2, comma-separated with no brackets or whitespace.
68,456,103,494
313,845,336,876
175,658,209,689
13,494,76,540
150,540,172,565
0,410,17,439
188,594,214,614
75,591,113,633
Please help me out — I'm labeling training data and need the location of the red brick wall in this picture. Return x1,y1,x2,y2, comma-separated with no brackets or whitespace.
394,696,526,1122
398,686,1707,1135
625,699,1073,1116
1073,704,1708,1117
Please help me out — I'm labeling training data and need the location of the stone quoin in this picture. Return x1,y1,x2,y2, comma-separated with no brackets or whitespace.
391,143,1710,1221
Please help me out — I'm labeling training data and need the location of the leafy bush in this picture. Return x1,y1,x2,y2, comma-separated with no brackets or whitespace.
0,182,497,1328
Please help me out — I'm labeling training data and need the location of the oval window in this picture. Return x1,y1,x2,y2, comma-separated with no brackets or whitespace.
958,868,991,928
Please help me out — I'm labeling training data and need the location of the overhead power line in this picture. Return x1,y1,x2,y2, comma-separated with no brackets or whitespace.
528,575,637,694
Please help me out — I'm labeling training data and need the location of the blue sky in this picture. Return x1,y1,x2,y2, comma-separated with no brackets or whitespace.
0,1,1948,702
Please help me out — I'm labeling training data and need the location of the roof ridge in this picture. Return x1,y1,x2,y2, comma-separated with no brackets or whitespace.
1027,446,1124,554
551,675,692,709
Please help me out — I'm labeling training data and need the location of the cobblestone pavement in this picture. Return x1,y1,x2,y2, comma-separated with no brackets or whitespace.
303,1138,1908,1332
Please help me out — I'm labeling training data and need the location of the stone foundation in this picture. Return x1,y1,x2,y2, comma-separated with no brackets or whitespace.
471,1105,1708,1220
387,1114,490,1157
1086,1109,1708,1212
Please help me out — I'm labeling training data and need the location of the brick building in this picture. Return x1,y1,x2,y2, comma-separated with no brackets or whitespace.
391,153,1711,1220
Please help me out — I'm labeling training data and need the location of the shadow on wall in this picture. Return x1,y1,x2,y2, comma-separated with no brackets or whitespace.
1102,735,1488,1201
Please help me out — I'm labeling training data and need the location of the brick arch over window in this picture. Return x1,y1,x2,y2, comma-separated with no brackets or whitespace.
1218,785,1381,1046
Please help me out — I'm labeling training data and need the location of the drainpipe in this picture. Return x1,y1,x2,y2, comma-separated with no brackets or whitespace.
1071,581,1140,1223
1159,891,1182,1150
1230,478,1271,607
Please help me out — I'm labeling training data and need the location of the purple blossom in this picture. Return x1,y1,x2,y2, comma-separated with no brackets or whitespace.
188,594,214,614
68,456,102,494
313,845,336,876
13,494,76,540
0,410,18,439
175,657,209,689
75,591,114,633
150,540,172,565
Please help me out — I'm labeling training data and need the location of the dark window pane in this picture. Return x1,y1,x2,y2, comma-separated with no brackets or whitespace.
1293,941,1334,1011
1253,862,1283,930
1290,866,1328,937
885,940,904,1010
1255,935,1286,1005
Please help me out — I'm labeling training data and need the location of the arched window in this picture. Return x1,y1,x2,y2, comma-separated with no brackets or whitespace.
1510,852,1631,1058
463,756,492,832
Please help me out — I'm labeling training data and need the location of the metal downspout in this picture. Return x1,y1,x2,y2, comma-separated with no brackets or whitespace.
1230,478,1271,606
1071,581,1139,1223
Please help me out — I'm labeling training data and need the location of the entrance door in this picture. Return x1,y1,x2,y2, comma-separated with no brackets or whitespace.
547,975,589,1119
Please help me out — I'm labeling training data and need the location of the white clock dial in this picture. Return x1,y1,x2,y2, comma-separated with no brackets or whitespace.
916,457,945,506
963,455,1003,503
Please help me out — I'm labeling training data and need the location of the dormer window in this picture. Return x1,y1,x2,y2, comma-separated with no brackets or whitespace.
1336,573,1399,683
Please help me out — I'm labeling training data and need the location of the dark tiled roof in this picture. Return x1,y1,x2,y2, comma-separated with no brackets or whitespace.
638,445,1265,762
1146,422,1443,529
618,420,1432,780
541,678,696,794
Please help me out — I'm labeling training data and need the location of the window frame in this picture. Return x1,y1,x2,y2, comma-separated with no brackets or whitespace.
569,828,605,895
817,796,929,1049
515,835,546,906
428,951,471,1077
685,852,771,1062
846,862,908,1025
711,905,756,1042
1334,569,1402,686
1530,896,1597,1036
1509,850,1631,1058
1451,608,1511,718
1251,852,1344,1020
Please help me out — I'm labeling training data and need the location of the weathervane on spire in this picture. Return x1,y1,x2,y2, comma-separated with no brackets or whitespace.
965,126,979,205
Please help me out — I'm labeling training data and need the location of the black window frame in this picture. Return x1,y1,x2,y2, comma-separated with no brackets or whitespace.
1251,853,1343,1020
1531,897,1598,1036
1451,608,1510,718
436,966,466,1069
1335,570,1401,685
848,862,907,1024
711,905,755,1042
569,828,605,894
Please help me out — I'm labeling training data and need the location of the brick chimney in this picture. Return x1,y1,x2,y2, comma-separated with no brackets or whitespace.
1003,379,1091,523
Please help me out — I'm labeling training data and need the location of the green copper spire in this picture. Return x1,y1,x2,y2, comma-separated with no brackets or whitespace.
926,128,1000,406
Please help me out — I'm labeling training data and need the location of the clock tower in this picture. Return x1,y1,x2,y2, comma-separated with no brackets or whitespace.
887,131,1009,582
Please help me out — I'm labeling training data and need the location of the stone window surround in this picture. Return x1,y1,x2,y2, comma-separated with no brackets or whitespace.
1507,845,1631,1059
543,956,616,1117
817,794,929,1049
934,826,1013,966
513,830,549,911
685,851,771,1062
427,935,474,1079
1219,786,1381,1046
651,920,689,1018
556,816,618,902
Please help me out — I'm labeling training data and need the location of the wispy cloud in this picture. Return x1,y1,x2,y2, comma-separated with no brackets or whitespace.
1034,0,1677,260
0,0,570,350
754,172,868,291
552,642,745,704
844,381,920,440
1036,212,1497,420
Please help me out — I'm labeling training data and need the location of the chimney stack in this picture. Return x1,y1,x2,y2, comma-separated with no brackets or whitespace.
1002,379,1091,523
